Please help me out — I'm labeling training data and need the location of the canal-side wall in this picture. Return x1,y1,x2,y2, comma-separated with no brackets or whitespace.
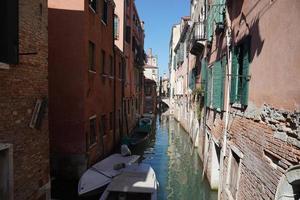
170,0,300,199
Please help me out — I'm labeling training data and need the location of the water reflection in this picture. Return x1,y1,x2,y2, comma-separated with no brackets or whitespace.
133,115,217,200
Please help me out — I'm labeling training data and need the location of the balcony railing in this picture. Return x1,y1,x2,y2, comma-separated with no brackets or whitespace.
190,22,206,56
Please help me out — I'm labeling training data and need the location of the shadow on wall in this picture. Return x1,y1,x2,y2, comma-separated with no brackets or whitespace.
237,15,265,62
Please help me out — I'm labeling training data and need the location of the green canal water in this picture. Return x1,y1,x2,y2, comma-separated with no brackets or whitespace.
133,115,217,200
52,114,217,200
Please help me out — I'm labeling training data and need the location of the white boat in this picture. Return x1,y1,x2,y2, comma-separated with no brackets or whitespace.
78,154,140,196
99,163,159,200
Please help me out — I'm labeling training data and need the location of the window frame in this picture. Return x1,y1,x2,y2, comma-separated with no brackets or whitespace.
89,116,97,147
101,114,107,136
109,112,113,130
88,41,96,72
114,15,120,40
88,0,98,13
101,49,106,75
109,55,113,76
101,0,108,25
0,144,13,200
225,146,243,200
230,36,251,108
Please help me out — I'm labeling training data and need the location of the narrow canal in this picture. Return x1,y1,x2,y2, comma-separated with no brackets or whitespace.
52,114,217,200
133,115,217,200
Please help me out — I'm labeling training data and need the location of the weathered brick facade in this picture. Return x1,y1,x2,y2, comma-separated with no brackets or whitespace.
171,0,300,199
199,0,300,199
0,0,50,199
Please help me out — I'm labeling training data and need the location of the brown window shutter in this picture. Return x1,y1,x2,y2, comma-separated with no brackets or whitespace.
0,0,19,64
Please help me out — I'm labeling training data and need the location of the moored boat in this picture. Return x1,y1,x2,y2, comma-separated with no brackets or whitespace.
78,154,140,197
99,163,159,200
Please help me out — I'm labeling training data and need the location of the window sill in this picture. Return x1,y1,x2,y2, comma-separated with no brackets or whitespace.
89,70,96,74
0,62,10,70
88,142,97,150
101,19,107,26
231,102,246,111
101,74,108,78
88,5,97,14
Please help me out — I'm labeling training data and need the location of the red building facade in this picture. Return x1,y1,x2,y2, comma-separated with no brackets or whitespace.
49,0,117,179
123,0,145,135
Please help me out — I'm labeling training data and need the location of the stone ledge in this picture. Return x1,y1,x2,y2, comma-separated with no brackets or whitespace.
0,62,10,69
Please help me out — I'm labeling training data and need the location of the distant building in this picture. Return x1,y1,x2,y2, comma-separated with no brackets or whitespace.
168,24,181,114
144,48,159,86
144,79,157,114
123,0,146,135
0,0,50,199
161,73,170,97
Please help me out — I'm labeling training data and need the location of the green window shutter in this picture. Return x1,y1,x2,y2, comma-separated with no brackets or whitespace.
241,38,251,106
206,7,213,41
216,0,225,23
212,61,224,110
201,59,207,86
206,67,212,107
230,47,239,104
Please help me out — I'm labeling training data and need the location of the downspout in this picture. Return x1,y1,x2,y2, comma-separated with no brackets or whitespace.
201,0,209,177
113,6,116,147
218,3,232,200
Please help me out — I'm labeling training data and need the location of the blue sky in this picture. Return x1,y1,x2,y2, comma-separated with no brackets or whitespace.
135,0,190,77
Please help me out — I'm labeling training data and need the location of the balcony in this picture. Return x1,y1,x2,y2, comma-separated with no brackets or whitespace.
190,22,206,56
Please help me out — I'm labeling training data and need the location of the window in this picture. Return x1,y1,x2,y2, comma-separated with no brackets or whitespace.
101,49,105,74
114,15,119,40
0,144,13,200
230,36,251,107
205,67,212,107
127,100,130,114
101,115,107,135
126,0,130,7
118,109,121,131
99,116,104,143
109,55,113,76
89,0,97,12
122,61,126,81
145,87,151,96
119,62,122,78
109,112,113,130
89,117,97,145
227,150,241,199
125,26,131,43
212,59,225,110
102,0,108,24
0,0,19,64
89,41,95,71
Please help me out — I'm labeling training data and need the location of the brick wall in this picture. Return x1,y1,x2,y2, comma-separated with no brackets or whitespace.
0,0,50,199
218,110,300,200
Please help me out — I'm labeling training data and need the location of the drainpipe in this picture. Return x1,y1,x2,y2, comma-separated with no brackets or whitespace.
113,6,116,148
218,4,232,200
